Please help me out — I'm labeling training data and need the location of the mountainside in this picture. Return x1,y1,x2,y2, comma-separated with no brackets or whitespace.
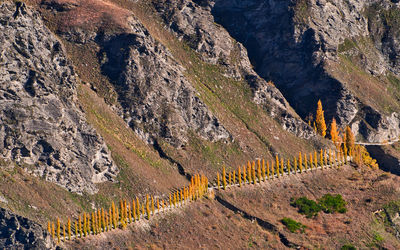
1,0,400,249
0,1,117,194
154,0,400,143
206,0,400,142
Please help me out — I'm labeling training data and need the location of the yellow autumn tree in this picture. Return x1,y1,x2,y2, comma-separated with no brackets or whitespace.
242,166,247,184
238,167,242,187
78,215,82,238
262,159,266,181
299,152,303,173
67,219,71,240
330,118,339,148
345,126,355,153
222,166,227,190
47,222,51,237
57,218,60,244
320,149,323,167
63,224,66,241
315,100,327,137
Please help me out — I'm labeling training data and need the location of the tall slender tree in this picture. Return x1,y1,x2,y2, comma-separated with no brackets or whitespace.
262,159,266,181
299,152,303,173
242,166,247,184
222,166,227,190
345,126,355,153
57,218,60,244
67,219,71,240
238,167,242,187
330,118,339,148
316,100,327,137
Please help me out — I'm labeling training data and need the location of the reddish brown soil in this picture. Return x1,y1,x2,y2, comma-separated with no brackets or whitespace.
41,0,131,31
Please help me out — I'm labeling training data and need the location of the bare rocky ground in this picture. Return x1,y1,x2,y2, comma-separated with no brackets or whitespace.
67,164,400,249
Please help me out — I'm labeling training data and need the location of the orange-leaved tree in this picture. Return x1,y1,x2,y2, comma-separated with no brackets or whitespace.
330,118,339,148
345,126,355,154
315,100,327,137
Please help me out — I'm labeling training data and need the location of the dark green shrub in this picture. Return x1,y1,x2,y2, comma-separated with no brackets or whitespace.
290,197,321,218
341,244,356,250
318,194,347,213
281,217,306,233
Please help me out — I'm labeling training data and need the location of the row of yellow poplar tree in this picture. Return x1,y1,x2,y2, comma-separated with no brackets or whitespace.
215,148,351,190
47,99,368,244
48,148,357,244
47,174,208,243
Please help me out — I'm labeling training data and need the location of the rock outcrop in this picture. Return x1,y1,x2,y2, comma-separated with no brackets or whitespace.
98,17,231,147
153,0,315,139
0,1,117,194
0,207,53,249
207,0,400,142
48,0,231,148
153,0,400,142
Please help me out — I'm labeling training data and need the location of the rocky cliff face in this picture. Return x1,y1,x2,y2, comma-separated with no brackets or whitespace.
157,0,400,142
46,1,232,149
0,2,117,194
0,207,53,249
97,17,231,148
153,0,315,139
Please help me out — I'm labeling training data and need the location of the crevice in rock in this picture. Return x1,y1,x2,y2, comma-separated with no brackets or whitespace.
24,70,37,97
215,195,301,249
152,139,191,180
13,1,26,19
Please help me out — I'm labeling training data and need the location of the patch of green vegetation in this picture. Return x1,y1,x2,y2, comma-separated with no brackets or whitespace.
383,199,400,218
290,197,321,218
66,192,93,212
341,244,357,250
373,231,384,244
112,153,138,194
318,194,347,214
387,73,400,92
291,194,347,218
247,235,256,248
188,131,241,169
337,54,400,114
338,38,357,53
281,217,306,233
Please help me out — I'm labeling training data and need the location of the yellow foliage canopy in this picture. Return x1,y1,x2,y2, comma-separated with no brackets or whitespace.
316,100,327,137
330,118,339,147
345,126,355,152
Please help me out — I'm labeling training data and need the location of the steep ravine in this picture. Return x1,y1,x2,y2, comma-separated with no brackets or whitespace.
153,0,315,140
